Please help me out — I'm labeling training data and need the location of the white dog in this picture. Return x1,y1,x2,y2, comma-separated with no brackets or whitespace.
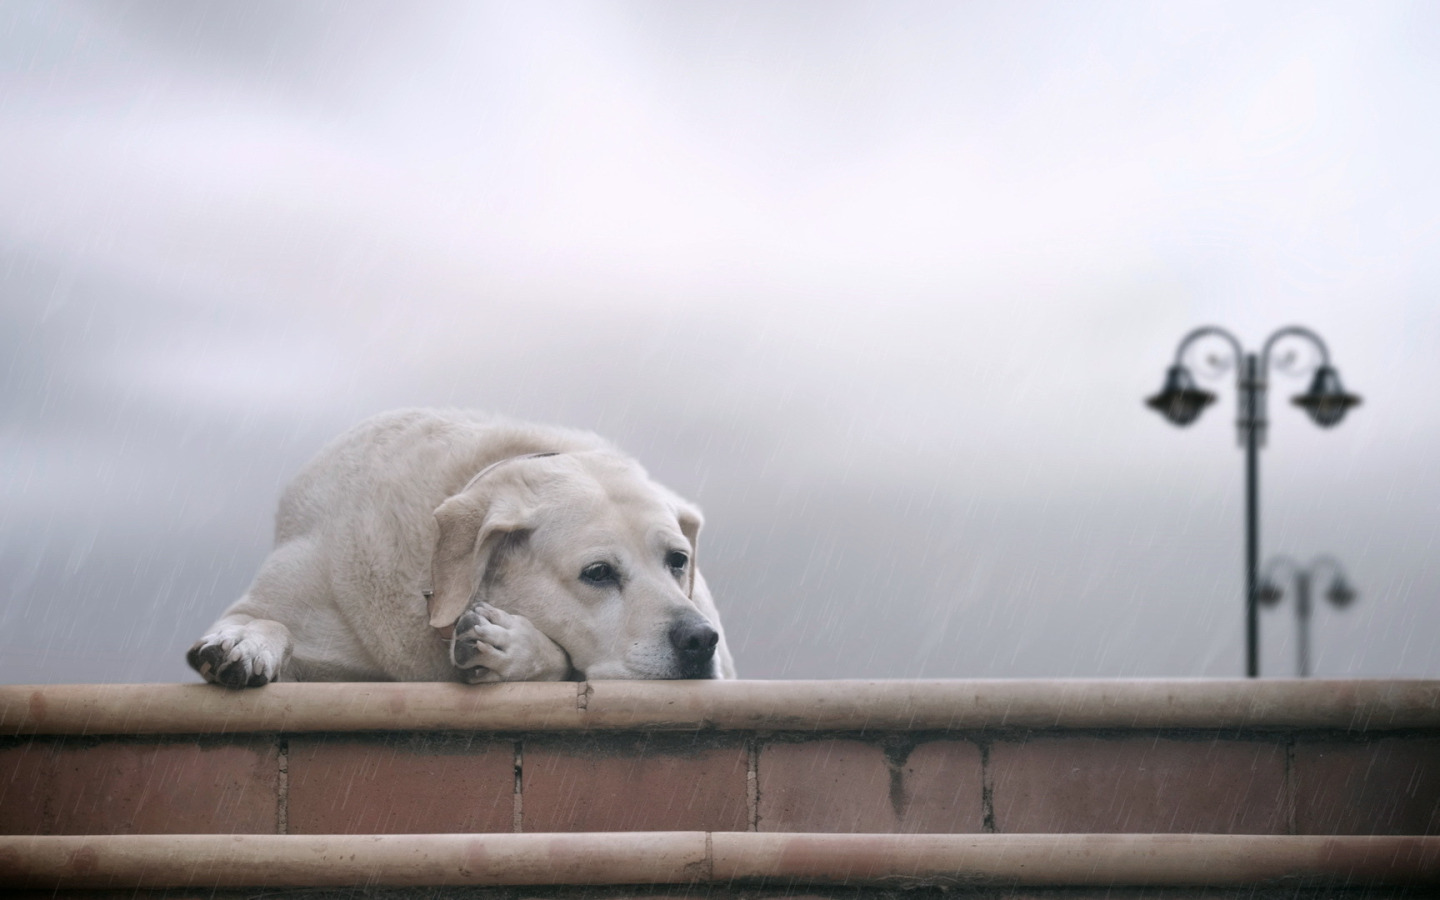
187,409,735,687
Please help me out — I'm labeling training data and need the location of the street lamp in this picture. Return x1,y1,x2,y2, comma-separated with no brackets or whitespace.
1145,325,1361,678
1257,554,1357,678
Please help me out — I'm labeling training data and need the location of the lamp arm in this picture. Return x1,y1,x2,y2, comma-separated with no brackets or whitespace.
1260,554,1300,590
1173,326,1244,372
1306,553,1349,585
1261,326,1332,375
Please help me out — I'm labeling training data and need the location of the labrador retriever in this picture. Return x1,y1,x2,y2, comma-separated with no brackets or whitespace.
187,409,735,686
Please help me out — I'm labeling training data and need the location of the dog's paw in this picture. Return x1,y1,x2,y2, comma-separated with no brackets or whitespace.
186,625,285,689
451,604,571,683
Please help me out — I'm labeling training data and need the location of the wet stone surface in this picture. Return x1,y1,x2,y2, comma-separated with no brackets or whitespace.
0,735,279,835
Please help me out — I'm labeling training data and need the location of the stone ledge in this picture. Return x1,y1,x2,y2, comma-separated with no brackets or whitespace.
5,681,1438,839
4,680,1439,735
1,833,1437,890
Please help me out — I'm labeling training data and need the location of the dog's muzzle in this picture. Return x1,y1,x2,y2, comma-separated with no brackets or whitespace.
669,614,720,679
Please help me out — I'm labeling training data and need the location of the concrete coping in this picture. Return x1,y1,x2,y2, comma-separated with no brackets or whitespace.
2,679,1438,735
2,833,1437,888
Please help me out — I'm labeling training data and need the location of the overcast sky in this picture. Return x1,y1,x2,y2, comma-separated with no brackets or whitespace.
3,0,1438,683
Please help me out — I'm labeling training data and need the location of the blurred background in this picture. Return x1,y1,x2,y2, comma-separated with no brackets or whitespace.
3,0,1438,683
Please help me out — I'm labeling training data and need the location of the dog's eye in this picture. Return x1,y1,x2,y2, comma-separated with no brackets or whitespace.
580,562,618,586
665,550,689,572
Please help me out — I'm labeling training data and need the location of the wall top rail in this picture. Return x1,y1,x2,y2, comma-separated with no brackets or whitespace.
2,833,1438,889
2,679,1438,735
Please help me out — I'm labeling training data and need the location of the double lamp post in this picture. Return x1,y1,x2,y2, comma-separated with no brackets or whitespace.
1257,554,1357,678
1145,326,1361,678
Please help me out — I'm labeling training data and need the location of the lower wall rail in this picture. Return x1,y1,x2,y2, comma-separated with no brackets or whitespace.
1,833,1438,890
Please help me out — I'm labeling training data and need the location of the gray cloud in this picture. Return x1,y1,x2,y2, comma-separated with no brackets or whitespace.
2,0,1438,683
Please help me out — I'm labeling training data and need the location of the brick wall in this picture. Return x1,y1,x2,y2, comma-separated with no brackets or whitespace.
4,728,1436,837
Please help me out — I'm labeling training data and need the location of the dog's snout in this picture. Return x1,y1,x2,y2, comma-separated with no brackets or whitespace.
669,616,719,673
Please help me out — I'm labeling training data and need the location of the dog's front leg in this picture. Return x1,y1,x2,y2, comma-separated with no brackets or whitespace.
187,614,293,688
451,604,573,682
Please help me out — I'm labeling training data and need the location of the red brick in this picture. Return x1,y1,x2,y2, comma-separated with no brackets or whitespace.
523,735,747,832
1293,738,1440,835
0,738,278,834
757,740,896,832
896,740,985,833
287,735,515,834
990,736,1286,833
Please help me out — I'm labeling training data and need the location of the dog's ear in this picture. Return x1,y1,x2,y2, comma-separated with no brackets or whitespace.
673,497,703,599
429,483,530,629
668,495,732,676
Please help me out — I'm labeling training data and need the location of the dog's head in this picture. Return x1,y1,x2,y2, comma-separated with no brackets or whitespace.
428,451,723,679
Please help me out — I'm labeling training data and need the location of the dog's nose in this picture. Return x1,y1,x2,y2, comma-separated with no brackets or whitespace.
669,616,719,672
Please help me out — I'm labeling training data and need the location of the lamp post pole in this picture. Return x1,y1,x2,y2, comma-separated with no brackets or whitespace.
1242,353,1261,678
1147,326,1361,678
1297,567,1312,676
